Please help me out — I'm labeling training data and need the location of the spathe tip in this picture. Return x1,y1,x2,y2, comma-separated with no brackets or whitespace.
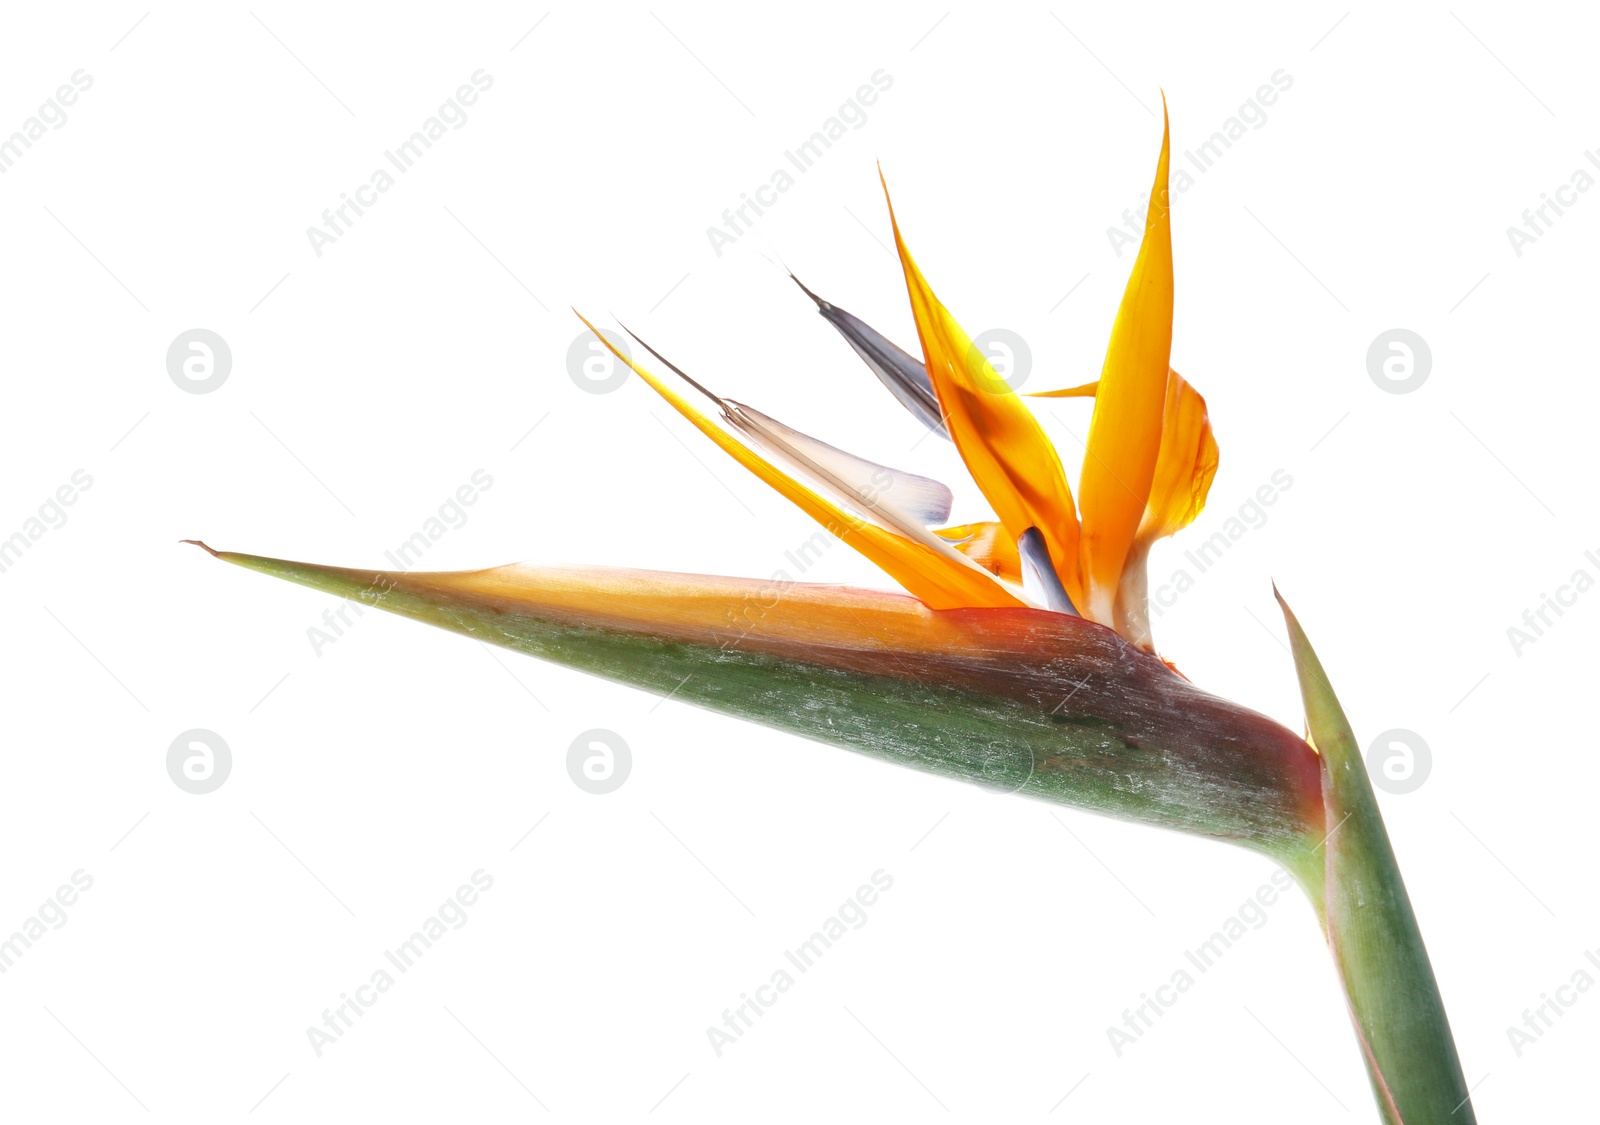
181,539,221,558
613,322,724,407
750,247,796,280
749,247,826,310
786,269,827,309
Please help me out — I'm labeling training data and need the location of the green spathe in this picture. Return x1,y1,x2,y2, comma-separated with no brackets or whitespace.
192,544,1323,856
1276,590,1474,1125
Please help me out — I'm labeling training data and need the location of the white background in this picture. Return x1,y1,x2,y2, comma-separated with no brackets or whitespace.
0,2,1593,1121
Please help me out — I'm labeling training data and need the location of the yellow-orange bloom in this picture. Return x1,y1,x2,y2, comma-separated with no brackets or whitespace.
572,98,1213,655
192,101,1473,1123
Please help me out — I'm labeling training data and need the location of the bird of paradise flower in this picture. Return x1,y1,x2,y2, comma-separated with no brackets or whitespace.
192,103,1474,1122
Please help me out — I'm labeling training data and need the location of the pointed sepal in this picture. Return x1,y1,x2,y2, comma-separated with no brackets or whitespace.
1276,590,1474,1125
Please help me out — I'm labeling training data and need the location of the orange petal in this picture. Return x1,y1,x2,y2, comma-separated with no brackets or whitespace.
1026,380,1100,399
1078,99,1175,625
1113,368,1218,648
881,173,1082,606
937,521,1021,582
573,312,1023,611
1138,368,1218,545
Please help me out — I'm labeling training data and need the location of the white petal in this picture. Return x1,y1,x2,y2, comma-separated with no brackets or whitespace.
728,401,952,526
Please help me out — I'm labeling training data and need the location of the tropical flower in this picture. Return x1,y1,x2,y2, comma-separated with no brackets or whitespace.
193,104,1473,1122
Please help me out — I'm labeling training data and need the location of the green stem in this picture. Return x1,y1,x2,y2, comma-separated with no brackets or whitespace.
1277,592,1475,1124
